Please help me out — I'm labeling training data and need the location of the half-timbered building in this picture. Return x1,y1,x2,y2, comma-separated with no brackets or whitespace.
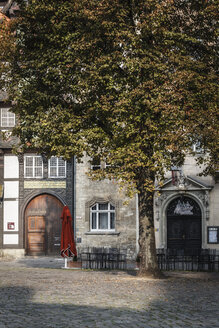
0,1,218,261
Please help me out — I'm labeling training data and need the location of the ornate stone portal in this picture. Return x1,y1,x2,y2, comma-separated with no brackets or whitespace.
154,176,213,249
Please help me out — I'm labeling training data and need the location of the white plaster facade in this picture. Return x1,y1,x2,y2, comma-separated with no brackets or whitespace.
4,155,19,179
3,200,19,232
2,155,19,247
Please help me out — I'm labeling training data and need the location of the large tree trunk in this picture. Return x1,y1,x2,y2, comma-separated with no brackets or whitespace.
137,181,163,278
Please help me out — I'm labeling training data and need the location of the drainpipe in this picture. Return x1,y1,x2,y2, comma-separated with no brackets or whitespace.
72,156,76,239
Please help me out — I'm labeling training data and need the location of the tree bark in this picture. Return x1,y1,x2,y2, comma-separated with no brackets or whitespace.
137,178,163,278
2,0,13,14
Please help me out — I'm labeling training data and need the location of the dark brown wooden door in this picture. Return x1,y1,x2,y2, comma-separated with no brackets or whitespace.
27,216,46,255
167,216,201,254
25,194,64,255
167,197,202,255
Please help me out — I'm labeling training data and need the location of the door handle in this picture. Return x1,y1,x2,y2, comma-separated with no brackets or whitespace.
182,234,185,240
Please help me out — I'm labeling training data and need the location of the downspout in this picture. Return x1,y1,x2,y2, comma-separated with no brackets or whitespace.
72,156,76,239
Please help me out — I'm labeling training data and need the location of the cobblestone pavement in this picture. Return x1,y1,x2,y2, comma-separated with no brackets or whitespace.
0,257,218,328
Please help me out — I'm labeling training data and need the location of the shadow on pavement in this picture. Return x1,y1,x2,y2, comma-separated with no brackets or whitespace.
16,256,140,276
0,281,218,328
15,256,66,269
13,257,219,281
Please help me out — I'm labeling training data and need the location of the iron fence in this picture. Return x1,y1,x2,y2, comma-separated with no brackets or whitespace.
81,248,219,272
81,247,127,270
157,249,219,272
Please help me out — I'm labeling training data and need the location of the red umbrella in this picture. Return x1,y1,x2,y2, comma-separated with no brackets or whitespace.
60,206,77,258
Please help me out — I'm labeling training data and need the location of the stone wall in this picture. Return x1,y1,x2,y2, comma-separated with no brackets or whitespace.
75,156,138,260
154,154,219,250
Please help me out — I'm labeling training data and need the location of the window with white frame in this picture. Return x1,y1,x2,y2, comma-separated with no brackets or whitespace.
90,202,115,231
1,108,15,127
49,157,66,178
24,156,43,178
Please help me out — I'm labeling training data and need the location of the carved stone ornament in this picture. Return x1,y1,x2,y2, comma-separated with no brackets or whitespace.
156,174,212,221
204,191,209,206
156,210,160,221
192,191,209,217
157,192,175,205
174,200,193,215
167,196,201,217
155,197,160,207
178,172,187,190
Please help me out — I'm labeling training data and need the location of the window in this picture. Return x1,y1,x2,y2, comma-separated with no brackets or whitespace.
90,157,114,170
1,108,15,127
24,156,43,178
48,157,66,178
90,156,101,170
90,202,115,231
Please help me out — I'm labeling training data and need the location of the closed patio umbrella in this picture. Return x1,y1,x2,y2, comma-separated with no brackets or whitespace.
60,206,77,267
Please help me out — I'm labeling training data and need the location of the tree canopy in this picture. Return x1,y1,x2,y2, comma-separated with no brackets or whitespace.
1,0,218,276
0,11,14,100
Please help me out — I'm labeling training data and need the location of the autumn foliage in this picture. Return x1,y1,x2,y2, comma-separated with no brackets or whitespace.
1,0,218,276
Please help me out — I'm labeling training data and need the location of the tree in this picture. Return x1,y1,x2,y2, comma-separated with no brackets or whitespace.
2,0,219,277
0,10,14,97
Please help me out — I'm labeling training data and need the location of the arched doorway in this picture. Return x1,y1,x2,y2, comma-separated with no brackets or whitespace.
167,196,202,255
25,194,64,255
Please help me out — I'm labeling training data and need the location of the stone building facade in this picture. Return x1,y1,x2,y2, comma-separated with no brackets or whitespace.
0,0,218,260
74,157,138,260
0,100,219,259
154,156,219,252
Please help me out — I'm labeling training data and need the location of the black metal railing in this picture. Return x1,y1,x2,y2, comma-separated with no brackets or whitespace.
81,247,127,270
157,249,219,272
81,248,219,272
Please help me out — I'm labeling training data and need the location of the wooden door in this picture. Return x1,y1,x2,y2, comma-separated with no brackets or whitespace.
167,216,201,254
167,217,185,250
27,216,46,255
167,197,202,255
25,194,64,255
184,217,202,252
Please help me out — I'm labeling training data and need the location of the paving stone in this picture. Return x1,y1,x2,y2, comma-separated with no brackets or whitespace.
0,257,218,327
